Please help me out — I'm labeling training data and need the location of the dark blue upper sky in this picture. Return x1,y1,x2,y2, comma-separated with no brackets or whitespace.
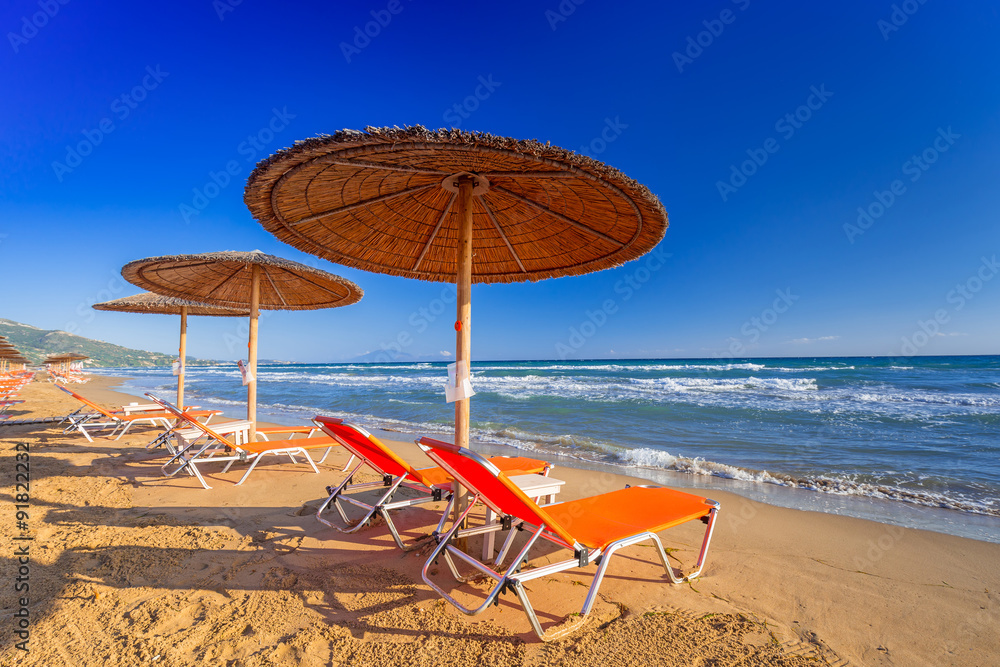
2,0,998,362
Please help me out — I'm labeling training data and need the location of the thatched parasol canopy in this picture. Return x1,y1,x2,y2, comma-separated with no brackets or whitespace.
121,251,362,311
93,292,248,408
121,250,363,434
245,126,668,523
244,126,667,285
45,353,89,362
93,292,248,317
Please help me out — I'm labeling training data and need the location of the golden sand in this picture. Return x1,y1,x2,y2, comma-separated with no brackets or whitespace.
1,377,997,665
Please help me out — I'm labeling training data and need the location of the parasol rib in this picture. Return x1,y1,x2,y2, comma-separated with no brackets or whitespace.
289,184,437,227
290,273,355,305
317,157,448,175
480,171,577,179
264,271,289,307
413,191,457,272
205,265,246,301
480,198,527,273
491,185,625,246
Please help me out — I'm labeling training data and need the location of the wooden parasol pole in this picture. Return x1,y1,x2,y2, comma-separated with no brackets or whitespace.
177,305,187,409
248,264,261,441
453,175,474,528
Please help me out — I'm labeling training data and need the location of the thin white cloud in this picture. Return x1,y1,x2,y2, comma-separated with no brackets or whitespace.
439,350,453,356
934,332,968,337
787,335,840,344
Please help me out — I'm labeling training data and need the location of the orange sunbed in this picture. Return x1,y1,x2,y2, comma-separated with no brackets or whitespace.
147,393,338,488
416,436,720,641
313,416,551,550
56,385,220,442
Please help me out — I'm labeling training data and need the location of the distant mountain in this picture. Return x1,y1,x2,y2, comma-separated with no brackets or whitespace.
0,318,219,368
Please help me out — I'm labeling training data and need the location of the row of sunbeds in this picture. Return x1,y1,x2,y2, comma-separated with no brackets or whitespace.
0,372,33,419
54,385,721,641
49,369,90,384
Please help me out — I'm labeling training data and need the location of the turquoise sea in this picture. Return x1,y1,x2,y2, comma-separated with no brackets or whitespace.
95,355,1000,542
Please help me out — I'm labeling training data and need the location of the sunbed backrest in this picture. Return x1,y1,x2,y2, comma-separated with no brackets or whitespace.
314,416,412,478
147,394,233,447
57,385,114,419
417,437,577,547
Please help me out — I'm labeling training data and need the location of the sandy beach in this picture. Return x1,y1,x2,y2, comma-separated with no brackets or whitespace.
2,376,998,666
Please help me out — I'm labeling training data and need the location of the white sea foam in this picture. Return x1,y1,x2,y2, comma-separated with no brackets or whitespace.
616,448,999,516
470,362,768,372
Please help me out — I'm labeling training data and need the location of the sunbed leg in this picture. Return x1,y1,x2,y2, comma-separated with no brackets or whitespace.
161,445,193,475
302,449,320,474
434,495,455,536
326,475,407,535
234,454,265,485
421,497,488,588
189,461,212,489
685,502,720,580
645,503,720,584
494,524,521,567
114,421,134,441
340,454,356,472
512,580,589,642
162,440,214,478
422,519,546,617
221,452,247,473
382,508,407,549
316,460,365,527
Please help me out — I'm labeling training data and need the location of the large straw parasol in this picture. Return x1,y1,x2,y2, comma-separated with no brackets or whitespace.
93,292,248,409
244,125,668,518
121,250,363,438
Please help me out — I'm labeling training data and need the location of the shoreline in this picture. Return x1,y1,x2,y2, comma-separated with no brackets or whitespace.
3,375,999,664
100,369,1000,544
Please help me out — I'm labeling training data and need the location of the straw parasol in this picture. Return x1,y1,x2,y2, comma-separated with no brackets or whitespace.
44,353,89,373
0,345,26,373
93,292,248,409
121,250,363,438
244,125,668,520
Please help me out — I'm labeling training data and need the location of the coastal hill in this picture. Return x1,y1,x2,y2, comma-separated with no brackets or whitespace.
0,318,218,367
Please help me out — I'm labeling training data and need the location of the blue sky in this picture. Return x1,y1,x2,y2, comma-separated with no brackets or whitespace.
1,0,998,363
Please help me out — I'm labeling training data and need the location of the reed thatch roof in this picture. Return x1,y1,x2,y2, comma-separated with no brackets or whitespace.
244,126,668,284
121,251,363,311
93,292,248,317
44,353,89,363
